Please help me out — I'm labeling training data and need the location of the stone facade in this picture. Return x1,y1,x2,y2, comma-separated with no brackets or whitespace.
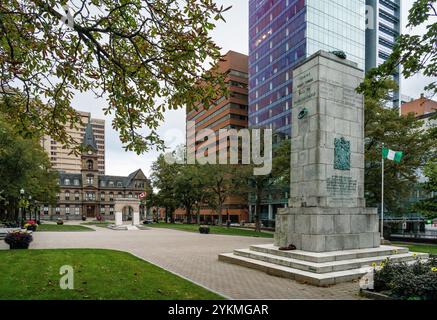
275,51,379,252
42,120,149,220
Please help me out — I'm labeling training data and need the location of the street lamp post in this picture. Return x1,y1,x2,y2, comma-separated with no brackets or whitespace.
28,195,32,221
19,188,25,227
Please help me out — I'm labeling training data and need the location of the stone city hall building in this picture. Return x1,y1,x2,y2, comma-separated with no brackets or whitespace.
42,119,149,220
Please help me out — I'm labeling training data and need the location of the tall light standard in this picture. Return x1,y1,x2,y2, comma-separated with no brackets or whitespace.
19,188,25,227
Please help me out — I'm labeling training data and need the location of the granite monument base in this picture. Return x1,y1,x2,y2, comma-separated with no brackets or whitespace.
219,244,428,287
274,207,380,252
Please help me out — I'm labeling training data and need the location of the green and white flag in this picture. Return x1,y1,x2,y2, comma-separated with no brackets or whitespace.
382,148,403,163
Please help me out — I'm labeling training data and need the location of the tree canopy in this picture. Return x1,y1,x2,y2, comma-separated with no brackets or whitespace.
368,0,436,96
0,112,59,221
0,0,230,153
358,77,436,213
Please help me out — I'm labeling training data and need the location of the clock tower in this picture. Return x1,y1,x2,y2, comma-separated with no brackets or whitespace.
81,117,99,217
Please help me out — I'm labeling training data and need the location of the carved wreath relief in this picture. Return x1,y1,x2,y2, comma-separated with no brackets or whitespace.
334,137,351,171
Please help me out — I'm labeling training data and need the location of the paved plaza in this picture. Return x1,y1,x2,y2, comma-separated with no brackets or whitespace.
1,225,364,299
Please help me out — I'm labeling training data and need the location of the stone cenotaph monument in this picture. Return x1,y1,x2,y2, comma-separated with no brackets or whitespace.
219,51,426,286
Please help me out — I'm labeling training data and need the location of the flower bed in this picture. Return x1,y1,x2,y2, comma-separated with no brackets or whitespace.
367,257,437,300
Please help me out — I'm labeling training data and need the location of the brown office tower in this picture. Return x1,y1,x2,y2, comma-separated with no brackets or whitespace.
184,50,249,224
41,111,106,174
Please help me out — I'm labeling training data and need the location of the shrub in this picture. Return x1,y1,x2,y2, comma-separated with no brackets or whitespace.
56,219,64,225
4,231,33,249
199,226,210,234
374,257,437,300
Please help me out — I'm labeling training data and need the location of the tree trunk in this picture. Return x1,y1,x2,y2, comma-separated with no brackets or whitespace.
217,204,223,226
186,206,192,224
255,189,262,232
196,206,201,225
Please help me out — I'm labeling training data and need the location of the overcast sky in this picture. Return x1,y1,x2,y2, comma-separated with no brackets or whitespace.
71,0,432,178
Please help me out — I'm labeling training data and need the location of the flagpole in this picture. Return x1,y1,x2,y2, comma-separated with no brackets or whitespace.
381,143,385,241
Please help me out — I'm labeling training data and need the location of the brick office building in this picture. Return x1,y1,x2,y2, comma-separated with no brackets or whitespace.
181,50,250,224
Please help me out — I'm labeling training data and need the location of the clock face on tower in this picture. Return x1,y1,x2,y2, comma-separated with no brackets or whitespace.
88,150,93,155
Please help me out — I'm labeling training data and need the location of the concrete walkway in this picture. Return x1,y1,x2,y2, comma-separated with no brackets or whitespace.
1,225,364,300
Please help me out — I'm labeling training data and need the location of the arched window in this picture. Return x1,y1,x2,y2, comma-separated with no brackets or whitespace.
65,191,70,200
117,192,123,198
100,192,105,201
74,192,80,200
128,192,133,198
109,192,114,201
87,160,93,170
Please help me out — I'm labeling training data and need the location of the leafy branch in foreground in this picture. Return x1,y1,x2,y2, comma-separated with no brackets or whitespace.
367,0,437,97
0,0,230,153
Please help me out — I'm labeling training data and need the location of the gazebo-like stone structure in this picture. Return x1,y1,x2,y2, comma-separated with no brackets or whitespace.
219,51,427,286
108,198,142,230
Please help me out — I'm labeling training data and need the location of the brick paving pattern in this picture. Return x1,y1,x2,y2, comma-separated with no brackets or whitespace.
1,226,364,299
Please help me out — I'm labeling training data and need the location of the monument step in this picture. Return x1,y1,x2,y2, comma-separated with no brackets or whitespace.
249,244,410,263
219,253,371,287
233,248,427,274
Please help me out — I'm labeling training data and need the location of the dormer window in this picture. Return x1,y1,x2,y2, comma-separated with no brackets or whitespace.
109,181,114,187
64,179,70,186
86,175,94,185
74,179,80,186
100,180,106,187
117,182,123,187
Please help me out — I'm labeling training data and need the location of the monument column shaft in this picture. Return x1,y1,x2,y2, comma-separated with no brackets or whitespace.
275,51,380,253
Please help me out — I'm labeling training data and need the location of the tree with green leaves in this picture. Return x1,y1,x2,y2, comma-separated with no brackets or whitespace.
148,154,179,223
357,78,436,213
239,137,291,232
203,164,242,226
368,0,436,96
173,164,206,224
413,161,437,219
0,114,59,221
0,0,230,153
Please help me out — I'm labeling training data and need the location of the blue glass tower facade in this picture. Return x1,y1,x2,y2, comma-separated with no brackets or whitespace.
249,0,366,134
365,0,402,108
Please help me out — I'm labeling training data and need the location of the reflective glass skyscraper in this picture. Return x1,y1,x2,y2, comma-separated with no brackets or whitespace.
249,0,366,135
365,0,402,108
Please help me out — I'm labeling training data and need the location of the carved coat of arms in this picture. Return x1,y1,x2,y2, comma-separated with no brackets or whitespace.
334,137,351,171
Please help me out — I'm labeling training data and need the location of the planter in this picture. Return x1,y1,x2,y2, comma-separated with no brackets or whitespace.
26,225,37,232
5,231,33,249
199,226,210,234
81,216,87,221
9,243,30,250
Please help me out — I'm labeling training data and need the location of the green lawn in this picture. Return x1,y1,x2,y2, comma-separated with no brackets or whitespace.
393,242,437,255
81,221,112,227
150,223,274,238
37,224,94,232
0,249,223,300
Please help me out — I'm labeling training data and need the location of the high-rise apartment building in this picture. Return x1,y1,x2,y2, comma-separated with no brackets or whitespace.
41,111,105,174
249,0,366,135
365,0,402,108
184,50,249,223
